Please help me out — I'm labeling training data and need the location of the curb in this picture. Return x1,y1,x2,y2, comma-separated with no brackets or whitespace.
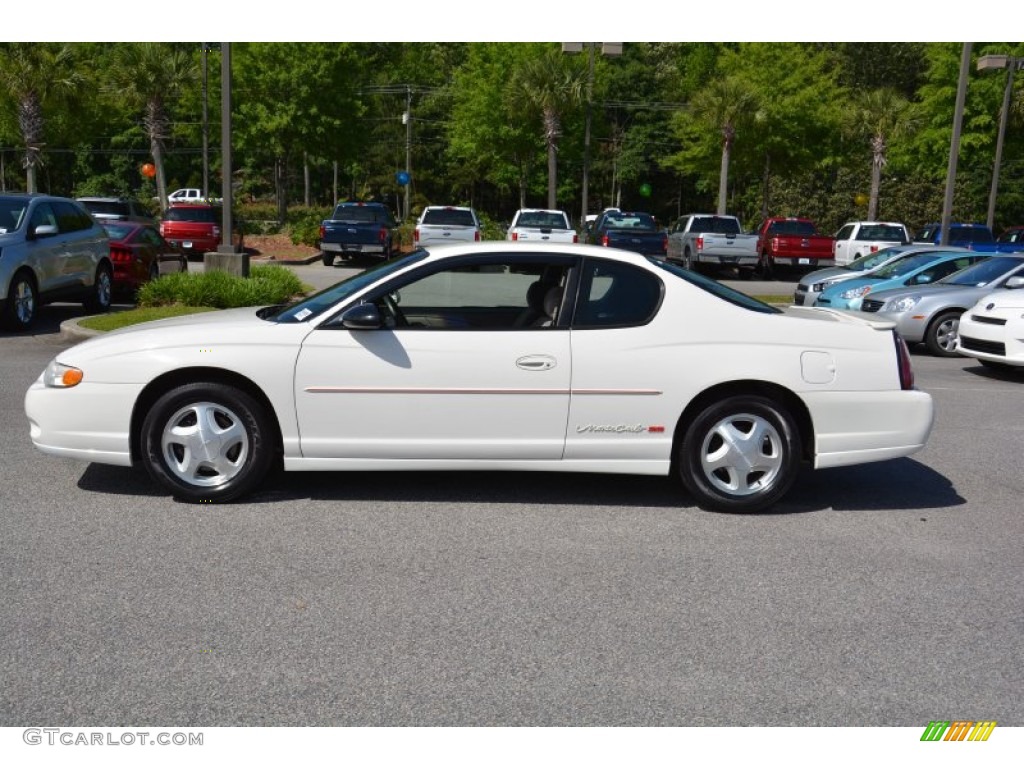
60,317,104,343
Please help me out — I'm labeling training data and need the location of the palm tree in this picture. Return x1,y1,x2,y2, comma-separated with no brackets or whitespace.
690,76,758,215
512,47,587,208
0,43,82,193
848,88,914,220
110,43,198,210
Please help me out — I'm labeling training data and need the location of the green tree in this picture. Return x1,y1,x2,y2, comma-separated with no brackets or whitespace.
512,46,587,208
846,88,915,220
109,43,198,209
0,43,83,192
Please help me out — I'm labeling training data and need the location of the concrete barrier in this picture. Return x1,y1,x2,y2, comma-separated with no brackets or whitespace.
203,251,250,277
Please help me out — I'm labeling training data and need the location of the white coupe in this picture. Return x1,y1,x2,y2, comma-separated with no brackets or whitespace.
25,243,935,513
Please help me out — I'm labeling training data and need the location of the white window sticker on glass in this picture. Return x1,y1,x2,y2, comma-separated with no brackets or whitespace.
294,308,313,321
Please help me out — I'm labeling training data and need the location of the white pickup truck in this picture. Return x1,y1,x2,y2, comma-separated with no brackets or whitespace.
666,213,760,273
832,221,911,266
506,208,577,243
413,205,481,246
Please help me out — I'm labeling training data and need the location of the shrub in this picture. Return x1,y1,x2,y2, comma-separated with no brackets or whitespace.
137,264,306,309
288,206,333,247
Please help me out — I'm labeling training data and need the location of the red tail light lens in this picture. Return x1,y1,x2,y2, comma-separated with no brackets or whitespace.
696,235,704,251
512,232,519,241
378,226,388,244
413,227,420,243
110,246,135,263
601,234,609,247
893,331,915,390
572,234,578,243
474,231,481,242
319,225,326,240
662,234,669,253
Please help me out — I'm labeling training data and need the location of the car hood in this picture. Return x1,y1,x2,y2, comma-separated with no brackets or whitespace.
800,267,851,283
59,307,281,363
866,283,966,303
970,289,1024,311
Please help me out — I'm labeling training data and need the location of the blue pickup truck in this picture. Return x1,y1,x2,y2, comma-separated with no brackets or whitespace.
585,210,667,258
914,223,1024,253
319,201,399,266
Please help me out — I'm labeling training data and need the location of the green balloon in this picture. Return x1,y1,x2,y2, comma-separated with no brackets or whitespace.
639,183,652,197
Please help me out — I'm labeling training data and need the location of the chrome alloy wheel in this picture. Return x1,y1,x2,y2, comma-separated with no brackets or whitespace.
160,401,250,487
698,412,784,497
13,279,35,325
934,316,958,353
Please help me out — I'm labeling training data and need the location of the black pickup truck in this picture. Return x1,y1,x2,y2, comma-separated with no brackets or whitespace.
319,201,399,266
585,210,667,258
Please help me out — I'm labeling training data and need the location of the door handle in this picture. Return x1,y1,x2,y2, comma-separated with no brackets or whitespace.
516,355,557,371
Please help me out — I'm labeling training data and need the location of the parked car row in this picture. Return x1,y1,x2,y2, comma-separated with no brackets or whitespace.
0,193,194,331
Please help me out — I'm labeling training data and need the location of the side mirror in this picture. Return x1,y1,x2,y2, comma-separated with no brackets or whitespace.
339,303,383,330
913,274,933,285
30,224,59,240
1004,276,1024,290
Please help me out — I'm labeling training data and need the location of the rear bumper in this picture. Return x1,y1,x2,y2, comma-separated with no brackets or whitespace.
772,255,836,268
696,253,759,267
321,242,386,254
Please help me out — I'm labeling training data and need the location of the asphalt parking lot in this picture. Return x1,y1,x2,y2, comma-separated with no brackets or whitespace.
1,270,1022,727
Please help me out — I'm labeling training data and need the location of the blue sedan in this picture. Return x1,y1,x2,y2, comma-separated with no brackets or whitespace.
814,249,990,310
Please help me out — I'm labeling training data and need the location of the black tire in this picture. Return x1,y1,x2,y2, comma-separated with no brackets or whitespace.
682,248,693,271
2,270,38,331
322,251,335,267
756,253,775,279
149,260,160,283
924,310,962,357
678,395,802,513
84,263,113,313
141,382,275,503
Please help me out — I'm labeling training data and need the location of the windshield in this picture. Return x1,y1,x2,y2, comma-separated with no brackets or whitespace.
266,251,429,323
848,245,910,272
872,250,960,279
0,198,28,232
648,257,780,314
939,256,1024,286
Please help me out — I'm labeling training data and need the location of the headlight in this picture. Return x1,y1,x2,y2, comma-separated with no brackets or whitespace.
884,296,920,313
839,284,872,300
44,360,83,388
811,278,838,292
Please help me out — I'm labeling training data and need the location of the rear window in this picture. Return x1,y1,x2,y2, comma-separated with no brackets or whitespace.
164,207,218,223
422,208,477,227
331,205,393,224
766,220,818,237
81,200,130,217
858,224,906,241
604,213,657,231
103,222,135,241
690,216,741,235
515,211,570,229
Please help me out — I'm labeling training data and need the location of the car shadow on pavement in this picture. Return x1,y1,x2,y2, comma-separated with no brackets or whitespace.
77,457,962,514
959,362,1024,382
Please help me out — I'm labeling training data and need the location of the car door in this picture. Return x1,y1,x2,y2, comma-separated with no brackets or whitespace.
24,202,68,294
293,253,575,460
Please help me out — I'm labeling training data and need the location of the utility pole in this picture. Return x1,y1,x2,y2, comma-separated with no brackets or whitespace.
940,43,972,247
201,43,210,200
404,85,412,222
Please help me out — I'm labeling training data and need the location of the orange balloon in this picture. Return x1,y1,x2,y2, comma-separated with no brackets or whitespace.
141,163,156,178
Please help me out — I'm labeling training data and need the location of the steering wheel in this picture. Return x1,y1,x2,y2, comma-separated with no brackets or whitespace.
380,291,408,327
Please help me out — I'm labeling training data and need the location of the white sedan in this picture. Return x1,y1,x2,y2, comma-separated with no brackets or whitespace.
25,243,935,513
956,277,1024,370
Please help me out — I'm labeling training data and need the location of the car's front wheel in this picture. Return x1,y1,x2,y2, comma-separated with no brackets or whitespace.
2,270,38,331
141,382,275,503
924,310,961,357
678,395,802,513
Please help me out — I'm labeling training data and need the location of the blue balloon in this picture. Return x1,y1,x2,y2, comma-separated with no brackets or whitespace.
396,171,410,186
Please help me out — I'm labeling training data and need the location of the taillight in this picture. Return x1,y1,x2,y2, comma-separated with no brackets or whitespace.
319,224,326,240
696,235,704,252
378,225,388,244
474,230,481,242
662,234,669,253
870,245,878,253
771,237,780,251
572,234,578,243
601,234,609,247
110,246,135,263
893,331,915,390
413,227,420,243
512,232,519,241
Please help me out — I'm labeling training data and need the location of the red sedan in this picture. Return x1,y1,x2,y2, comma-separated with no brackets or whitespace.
102,222,188,295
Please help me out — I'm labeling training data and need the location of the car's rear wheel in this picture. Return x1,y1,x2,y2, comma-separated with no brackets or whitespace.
141,382,274,503
322,251,335,267
84,263,113,313
924,310,961,357
678,395,801,513
2,270,38,331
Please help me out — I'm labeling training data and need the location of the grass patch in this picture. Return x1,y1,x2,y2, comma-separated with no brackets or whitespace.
137,264,307,309
79,305,219,332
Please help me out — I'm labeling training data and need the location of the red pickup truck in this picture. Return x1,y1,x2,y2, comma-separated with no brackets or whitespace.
755,217,835,276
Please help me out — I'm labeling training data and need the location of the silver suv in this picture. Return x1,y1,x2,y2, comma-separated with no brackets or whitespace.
77,196,155,225
0,194,112,331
